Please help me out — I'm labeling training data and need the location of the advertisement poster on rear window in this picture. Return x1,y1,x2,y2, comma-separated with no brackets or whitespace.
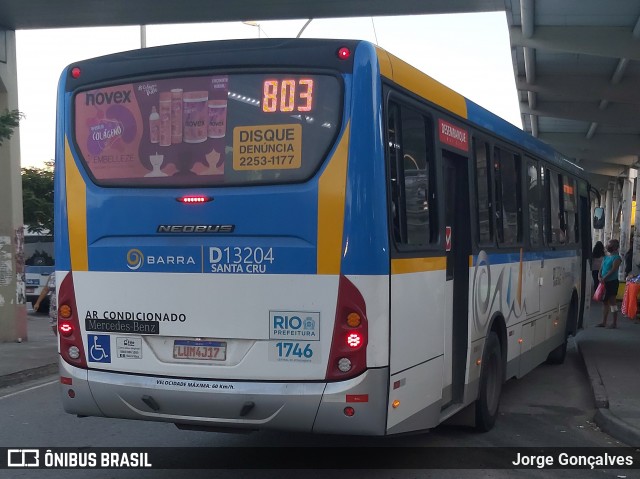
74,76,229,185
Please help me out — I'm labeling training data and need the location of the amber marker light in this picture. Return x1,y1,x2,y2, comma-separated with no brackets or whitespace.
392,400,401,409
346,312,361,328
59,304,72,319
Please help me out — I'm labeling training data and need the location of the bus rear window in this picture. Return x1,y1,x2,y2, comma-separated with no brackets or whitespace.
73,73,342,187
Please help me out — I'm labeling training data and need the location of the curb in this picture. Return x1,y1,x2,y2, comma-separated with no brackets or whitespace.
594,408,640,447
0,363,58,390
576,341,609,409
576,339,640,446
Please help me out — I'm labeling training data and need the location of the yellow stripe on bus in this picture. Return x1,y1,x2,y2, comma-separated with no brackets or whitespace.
317,123,350,275
375,49,467,119
392,256,474,274
65,138,88,271
391,257,446,275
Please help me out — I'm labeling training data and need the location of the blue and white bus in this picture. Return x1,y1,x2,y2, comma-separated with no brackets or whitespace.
55,38,591,435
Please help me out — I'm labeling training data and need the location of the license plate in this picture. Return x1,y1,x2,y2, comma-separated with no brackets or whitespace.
173,340,226,361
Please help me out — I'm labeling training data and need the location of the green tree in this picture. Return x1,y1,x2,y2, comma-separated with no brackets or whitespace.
22,162,54,234
0,109,24,146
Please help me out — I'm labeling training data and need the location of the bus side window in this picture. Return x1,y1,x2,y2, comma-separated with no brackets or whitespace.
563,175,578,243
387,102,404,243
494,146,522,245
527,159,541,247
549,171,565,244
386,100,437,247
474,139,493,244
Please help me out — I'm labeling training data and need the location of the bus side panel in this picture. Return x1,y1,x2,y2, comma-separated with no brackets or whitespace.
470,251,578,380
340,41,389,277
387,263,446,432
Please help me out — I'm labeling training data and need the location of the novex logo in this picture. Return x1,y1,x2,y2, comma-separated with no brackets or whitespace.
86,90,132,106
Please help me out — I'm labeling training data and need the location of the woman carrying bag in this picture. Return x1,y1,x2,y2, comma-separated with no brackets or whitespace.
597,239,622,329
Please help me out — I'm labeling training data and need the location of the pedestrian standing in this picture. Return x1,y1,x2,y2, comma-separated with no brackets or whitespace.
592,241,605,292
598,239,622,329
33,272,57,335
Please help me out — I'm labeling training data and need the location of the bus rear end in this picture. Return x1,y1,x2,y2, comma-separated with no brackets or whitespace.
55,39,390,435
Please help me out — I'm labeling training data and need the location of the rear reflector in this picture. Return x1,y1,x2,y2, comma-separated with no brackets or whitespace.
346,394,369,403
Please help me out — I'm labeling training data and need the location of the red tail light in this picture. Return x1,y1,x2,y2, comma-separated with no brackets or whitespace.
337,47,351,60
326,275,368,381
177,195,212,204
58,273,87,369
59,322,73,337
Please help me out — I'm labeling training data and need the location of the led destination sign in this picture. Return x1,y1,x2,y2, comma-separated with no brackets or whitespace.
262,79,314,113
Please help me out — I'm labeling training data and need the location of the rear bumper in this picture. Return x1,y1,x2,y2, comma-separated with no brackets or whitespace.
59,359,388,435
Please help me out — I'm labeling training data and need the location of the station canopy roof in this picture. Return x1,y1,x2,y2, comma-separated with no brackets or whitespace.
1,0,638,189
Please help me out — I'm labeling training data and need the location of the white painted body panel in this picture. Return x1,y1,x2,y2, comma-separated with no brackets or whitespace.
389,270,445,375
67,271,391,381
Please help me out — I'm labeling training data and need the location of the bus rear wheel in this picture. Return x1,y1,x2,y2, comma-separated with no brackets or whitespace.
547,295,577,365
475,332,503,432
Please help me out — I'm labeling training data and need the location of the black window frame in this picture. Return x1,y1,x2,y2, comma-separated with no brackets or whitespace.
493,144,523,247
472,136,495,248
384,92,439,253
525,158,543,248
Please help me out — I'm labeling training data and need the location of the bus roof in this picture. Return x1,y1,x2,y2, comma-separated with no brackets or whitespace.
374,44,585,179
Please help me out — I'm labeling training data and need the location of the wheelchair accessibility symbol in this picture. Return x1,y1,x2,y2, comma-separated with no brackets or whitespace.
88,334,111,363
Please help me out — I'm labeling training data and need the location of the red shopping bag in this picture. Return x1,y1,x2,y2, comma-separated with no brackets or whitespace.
593,282,605,302
622,284,630,315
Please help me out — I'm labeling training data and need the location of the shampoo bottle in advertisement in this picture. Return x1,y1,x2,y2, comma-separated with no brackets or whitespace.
183,91,208,143
171,88,183,144
159,92,172,147
149,106,160,144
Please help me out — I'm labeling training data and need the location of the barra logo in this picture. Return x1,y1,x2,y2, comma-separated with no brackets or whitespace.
125,248,198,270
126,249,144,270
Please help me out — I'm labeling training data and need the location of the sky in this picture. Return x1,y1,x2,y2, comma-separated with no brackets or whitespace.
14,12,521,168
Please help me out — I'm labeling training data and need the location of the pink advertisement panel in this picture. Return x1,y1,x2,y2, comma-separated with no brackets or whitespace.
75,76,229,185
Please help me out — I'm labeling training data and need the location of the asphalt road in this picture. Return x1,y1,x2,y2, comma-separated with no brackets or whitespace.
0,339,632,479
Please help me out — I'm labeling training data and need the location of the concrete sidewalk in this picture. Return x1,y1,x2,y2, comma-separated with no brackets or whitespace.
576,302,640,446
0,306,639,446
0,312,57,389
